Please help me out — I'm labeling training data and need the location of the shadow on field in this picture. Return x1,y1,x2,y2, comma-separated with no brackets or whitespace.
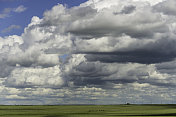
110,113,176,116
143,104,176,109
44,115,67,117
44,113,90,117
134,113,176,116
0,108,45,110
164,104,176,109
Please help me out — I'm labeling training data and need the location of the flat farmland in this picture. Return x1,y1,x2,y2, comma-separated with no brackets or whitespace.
0,104,175,117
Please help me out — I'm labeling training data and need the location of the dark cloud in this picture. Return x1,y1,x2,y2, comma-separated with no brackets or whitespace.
0,62,14,78
154,0,176,15
64,55,175,89
155,60,176,76
114,5,136,15
75,36,176,64
84,52,174,64
121,5,136,14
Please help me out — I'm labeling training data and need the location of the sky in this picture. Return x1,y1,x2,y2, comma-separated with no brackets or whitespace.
0,0,176,105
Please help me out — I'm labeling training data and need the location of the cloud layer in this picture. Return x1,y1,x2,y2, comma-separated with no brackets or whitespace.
0,0,176,104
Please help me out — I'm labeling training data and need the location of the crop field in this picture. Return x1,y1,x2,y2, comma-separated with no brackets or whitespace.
0,104,175,117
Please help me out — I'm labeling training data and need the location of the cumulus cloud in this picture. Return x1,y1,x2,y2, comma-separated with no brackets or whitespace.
68,6,166,38
5,65,64,88
34,0,176,64
0,0,176,104
7,47,60,67
0,35,23,78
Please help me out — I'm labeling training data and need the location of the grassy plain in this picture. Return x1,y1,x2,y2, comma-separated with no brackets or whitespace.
0,104,175,117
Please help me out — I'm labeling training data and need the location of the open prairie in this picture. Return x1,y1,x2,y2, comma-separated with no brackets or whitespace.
0,104,175,117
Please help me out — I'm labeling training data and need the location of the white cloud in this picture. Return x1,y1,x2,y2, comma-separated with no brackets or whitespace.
132,0,165,5
5,65,64,88
7,46,60,67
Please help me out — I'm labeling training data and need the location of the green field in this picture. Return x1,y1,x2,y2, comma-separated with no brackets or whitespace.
0,104,175,117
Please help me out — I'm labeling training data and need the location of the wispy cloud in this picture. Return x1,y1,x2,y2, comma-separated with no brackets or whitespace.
13,5,27,13
0,8,12,18
0,5,27,19
1,25,21,33
0,14,8,19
